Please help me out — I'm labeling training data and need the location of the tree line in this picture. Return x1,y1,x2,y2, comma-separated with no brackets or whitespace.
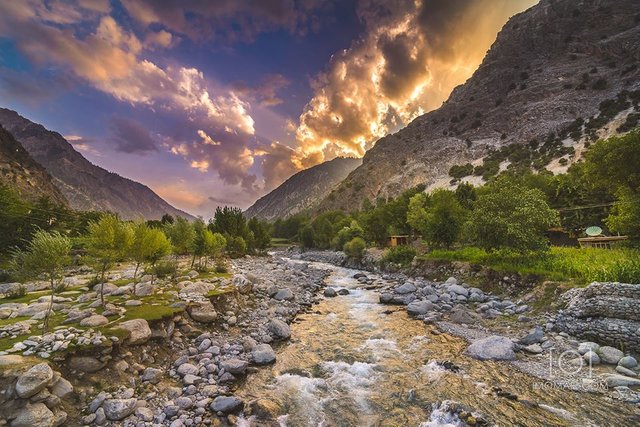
273,129,640,258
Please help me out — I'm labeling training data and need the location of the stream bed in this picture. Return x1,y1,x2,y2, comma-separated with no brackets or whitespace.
235,261,638,426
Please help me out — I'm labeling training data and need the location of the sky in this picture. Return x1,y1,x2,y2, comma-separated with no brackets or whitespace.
0,0,536,218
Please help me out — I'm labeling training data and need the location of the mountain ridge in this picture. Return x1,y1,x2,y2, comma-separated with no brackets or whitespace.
0,108,195,220
315,0,640,212
245,157,362,220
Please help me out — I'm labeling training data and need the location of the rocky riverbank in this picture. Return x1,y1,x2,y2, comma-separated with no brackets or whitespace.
0,255,331,426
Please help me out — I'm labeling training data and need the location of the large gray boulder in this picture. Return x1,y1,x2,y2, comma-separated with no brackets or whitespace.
597,346,624,364
188,301,218,323
103,398,137,420
117,319,152,345
68,356,105,373
394,283,417,294
519,327,544,345
11,403,55,427
251,344,276,365
220,358,248,375
447,284,468,297
465,335,516,361
267,319,291,340
604,374,640,388
619,356,638,369
80,314,109,327
210,396,243,414
15,363,54,398
406,300,436,316
50,377,73,398
273,288,294,301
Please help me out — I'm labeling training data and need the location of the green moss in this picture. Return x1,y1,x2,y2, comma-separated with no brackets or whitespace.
0,289,49,305
120,304,182,322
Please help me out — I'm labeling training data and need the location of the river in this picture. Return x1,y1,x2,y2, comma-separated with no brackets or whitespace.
235,260,638,426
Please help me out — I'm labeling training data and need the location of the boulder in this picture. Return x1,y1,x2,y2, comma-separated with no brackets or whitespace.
583,350,600,365
79,314,109,327
406,300,436,316
597,346,624,365
604,374,640,388
15,363,54,398
447,284,468,297
135,407,154,422
117,319,152,345
11,403,55,427
394,283,417,294
220,358,248,375
616,365,637,377
324,288,337,297
449,306,475,324
188,301,218,323
69,356,105,373
141,367,163,384
577,342,600,355
210,396,244,414
519,327,544,345
618,356,638,369
102,398,137,420
252,344,276,365
465,335,516,361
267,319,291,340
177,363,199,376
273,288,294,301
134,283,155,297
49,377,73,398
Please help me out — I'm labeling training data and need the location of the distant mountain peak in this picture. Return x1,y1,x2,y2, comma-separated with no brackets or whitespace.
0,108,194,220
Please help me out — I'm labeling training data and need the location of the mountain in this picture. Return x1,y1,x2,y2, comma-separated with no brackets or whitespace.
317,0,640,212
0,125,67,205
0,109,194,220
245,157,362,220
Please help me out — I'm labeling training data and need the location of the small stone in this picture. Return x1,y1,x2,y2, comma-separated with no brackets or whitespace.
465,335,515,361
135,407,154,422
618,356,638,369
273,288,294,301
102,398,137,421
523,344,543,354
267,318,290,340
616,365,638,377
577,342,600,355
141,367,163,384
11,403,55,427
251,344,276,365
583,350,600,365
323,288,337,297
220,358,248,375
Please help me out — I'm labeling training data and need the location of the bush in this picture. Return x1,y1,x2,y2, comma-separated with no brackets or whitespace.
343,237,366,260
5,284,26,299
226,236,247,258
214,258,229,273
383,246,416,266
153,260,177,279
448,163,474,179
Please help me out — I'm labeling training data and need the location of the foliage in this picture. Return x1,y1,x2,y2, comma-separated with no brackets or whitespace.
300,224,315,249
465,178,559,252
408,190,466,248
423,246,640,284
335,220,364,249
10,230,71,330
449,163,474,179
86,214,134,305
164,217,195,255
606,188,640,241
343,237,366,260
382,245,416,266
209,206,250,240
582,129,640,193
273,215,308,239
248,217,271,251
226,236,247,258
153,260,177,279
455,182,477,210
129,222,171,285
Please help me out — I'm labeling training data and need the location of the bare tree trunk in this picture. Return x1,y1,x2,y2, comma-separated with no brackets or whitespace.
43,276,55,332
132,262,140,295
100,265,106,306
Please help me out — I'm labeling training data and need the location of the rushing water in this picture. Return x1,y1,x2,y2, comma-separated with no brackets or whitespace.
235,261,639,426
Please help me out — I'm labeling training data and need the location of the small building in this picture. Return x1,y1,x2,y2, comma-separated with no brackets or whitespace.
577,235,628,249
388,235,409,247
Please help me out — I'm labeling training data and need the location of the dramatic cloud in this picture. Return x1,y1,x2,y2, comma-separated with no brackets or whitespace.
120,0,330,44
233,74,290,107
292,0,535,164
109,117,158,154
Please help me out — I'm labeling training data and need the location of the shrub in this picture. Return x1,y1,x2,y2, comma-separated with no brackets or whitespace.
449,163,474,179
5,284,26,299
343,237,366,260
153,260,177,279
383,246,416,266
226,236,247,258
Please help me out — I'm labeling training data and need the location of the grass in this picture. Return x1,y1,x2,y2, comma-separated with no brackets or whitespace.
120,304,182,322
421,246,640,284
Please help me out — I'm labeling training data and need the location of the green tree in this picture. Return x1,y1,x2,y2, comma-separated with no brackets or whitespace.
606,188,640,241
0,184,32,252
129,222,171,289
455,182,477,210
335,220,364,249
10,230,71,331
300,224,316,249
165,216,195,256
248,217,271,251
192,218,207,268
343,237,366,260
465,180,559,252
226,236,247,258
86,215,134,305
409,190,466,248
312,217,333,249
207,232,227,262
582,129,640,192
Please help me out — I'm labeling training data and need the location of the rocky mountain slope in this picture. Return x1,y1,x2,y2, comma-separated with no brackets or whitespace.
245,157,362,220
317,0,640,212
0,109,194,220
0,125,67,205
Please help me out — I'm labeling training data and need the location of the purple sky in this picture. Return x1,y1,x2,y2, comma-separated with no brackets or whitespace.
0,0,536,217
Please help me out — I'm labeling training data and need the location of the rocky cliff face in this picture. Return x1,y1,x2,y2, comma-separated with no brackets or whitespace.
245,157,362,220
0,125,67,205
317,0,640,212
0,109,194,220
